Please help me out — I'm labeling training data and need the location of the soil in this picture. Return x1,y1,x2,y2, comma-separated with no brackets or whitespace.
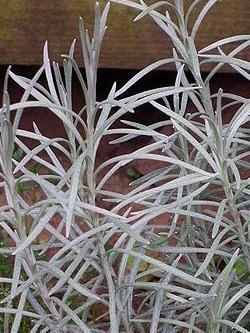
0,66,249,331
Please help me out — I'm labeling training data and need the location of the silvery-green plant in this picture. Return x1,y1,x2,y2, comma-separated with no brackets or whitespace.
0,0,249,332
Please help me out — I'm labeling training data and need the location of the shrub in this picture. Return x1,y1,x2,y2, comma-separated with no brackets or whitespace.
0,0,249,332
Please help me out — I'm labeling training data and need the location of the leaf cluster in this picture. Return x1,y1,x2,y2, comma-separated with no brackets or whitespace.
0,1,249,332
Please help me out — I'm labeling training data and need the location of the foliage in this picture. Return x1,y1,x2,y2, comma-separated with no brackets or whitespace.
0,0,249,332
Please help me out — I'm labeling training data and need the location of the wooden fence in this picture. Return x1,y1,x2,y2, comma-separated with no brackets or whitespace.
0,0,249,70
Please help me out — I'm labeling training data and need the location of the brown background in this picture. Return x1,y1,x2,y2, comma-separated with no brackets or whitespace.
0,0,249,70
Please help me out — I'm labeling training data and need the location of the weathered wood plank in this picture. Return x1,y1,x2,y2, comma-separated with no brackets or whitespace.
0,0,249,70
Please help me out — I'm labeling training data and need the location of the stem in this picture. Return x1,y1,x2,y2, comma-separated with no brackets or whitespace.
6,169,60,320
86,121,119,333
